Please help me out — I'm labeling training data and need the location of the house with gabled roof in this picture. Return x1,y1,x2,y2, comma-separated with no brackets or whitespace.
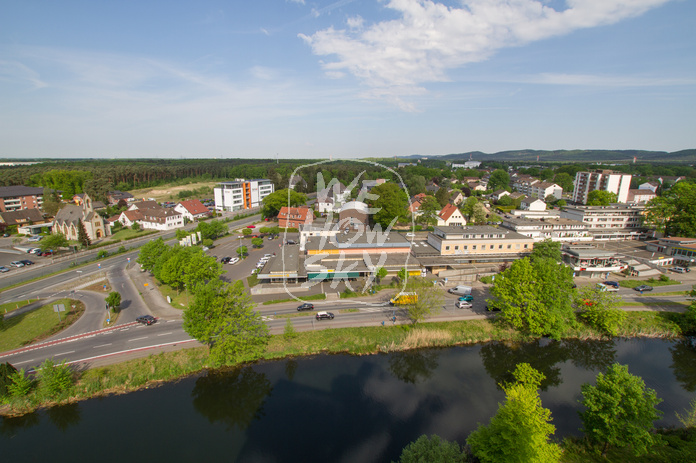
53,194,110,241
175,199,210,221
278,206,313,228
437,203,466,227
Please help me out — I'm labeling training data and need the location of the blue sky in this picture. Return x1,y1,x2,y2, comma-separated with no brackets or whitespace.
1,0,694,159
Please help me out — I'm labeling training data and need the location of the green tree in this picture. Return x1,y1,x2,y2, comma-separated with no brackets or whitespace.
242,228,252,236
131,222,141,231
370,183,409,228
137,237,169,271
376,267,388,283
196,219,227,240
435,187,449,207
37,359,74,399
676,398,696,428
530,239,561,262
183,251,222,294
251,237,264,248
0,362,18,398
236,245,248,257
487,169,511,192
183,280,270,366
461,196,479,221
496,195,514,207
579,363,663,456
417,196,440,226
586,190,618,206
158,246,196,292
468,363,561,463
575,286,626,336
394,435,466,463
261,189,307,218
77,219,91,247
489,257,576,339
397,267,408,282
645,182,696,237
7,368,34,398
105,291,122,312
283,318,298,341
40,233,69,251
404,277,444,324
472,202,487,225
553,172,574,192
41,188,62,216
539,168,555,181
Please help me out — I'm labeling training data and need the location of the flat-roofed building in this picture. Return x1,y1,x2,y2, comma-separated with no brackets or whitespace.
646,237,696,266
500,217,591,242
214,179,274,212
530,182,562,201
427,226,534,259
561,243,626,278
573,170,632,204
560,205,646,240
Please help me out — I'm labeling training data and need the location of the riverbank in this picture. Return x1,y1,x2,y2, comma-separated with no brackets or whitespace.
1,310,688,418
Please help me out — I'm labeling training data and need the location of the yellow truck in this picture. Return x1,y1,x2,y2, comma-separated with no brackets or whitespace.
389,292,418,305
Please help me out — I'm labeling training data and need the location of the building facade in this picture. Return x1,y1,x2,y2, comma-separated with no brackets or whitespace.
560,205,646,240
427,226,534,258
53,194,110,241
0,186,44,212
214,179,274,212
278,206,313,228
573,170,632,204
500,217,591,242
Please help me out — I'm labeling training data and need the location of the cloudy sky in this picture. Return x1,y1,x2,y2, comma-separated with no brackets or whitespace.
1,0,694,159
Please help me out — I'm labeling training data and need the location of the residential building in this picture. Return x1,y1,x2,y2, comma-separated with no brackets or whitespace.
120,202,183,231
0,209,50,235
278,206,313,228
627,189,657,204
175,199,211,221
437,203,466,227
408,199,423,217
107,190,134,205
490,190,510,201
639,182,659,193
530,182,562,201
53,194,110,241
339,201,369,230
451,161,481,169
0,186,44,212
214,179,274,212
560,205,646,240
427,226,534,259
500,217,591,242
288,174,307,190
512,176,539,196
316,182,348,213
520,198,546,211
572,170,632,204
449,191,464,206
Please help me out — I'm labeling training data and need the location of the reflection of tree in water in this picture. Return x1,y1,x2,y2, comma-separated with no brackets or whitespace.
192,366,273,431
670,337,696,392
388,350,439,384
285,359,298,382
46,403,81,432
0,411,40,437
480,339,616,391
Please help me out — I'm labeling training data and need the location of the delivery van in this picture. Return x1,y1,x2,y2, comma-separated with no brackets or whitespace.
448,285,472,296
389,292,418,305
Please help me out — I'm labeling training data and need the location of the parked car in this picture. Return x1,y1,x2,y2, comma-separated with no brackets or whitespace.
448,285,472,296
670,267,689,273
19,259,34,266
316,311,334,320
29,248,42,255
455,301,472,309
603,281,620,288
634,285,653,292
220,256,231,263
263,254,273,259
10,261,24,268
136,315,156,325
246,225,255,229
297,303,314,311
228,257,240,265
458,295,474,302
286,240,296,245
0,266,9,273
27,235,42,242
39,250,54,257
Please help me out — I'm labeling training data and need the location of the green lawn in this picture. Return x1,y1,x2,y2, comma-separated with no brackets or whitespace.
0,298,85,351
101,228,156,243
262,293,326,305
158,284,191,310
0,299,40,315
619,278,681,289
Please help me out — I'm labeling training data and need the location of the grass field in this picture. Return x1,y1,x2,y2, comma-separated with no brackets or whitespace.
619,278,681,288
0,298,85,351
158,284,190,310
0,299,40,315
129,181,218,203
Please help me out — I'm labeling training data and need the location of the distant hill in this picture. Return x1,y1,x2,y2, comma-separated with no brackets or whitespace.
400,149,696,163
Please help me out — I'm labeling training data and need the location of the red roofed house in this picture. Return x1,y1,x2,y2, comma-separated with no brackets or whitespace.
437,203,466,227
278,206,313,229
175,199,211,221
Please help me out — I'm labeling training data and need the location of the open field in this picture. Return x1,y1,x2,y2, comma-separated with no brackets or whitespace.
128,181,217,203
0,299,85,351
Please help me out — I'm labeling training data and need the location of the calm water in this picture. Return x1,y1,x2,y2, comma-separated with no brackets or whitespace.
2,338,695,462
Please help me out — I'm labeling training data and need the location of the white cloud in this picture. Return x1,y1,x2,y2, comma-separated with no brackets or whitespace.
0,60,48,89
287,0,305,4
300,0,672,109
513,73,696,87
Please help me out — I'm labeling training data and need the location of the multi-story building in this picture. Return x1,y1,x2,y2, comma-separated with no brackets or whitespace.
627,189,657,204
530,182,562,201
500,217,591,242
278,206,313,229
0,186,44,212
512,176,539,196
646,237,696,266
427,226,534,259
214,179,274,212
573,170,632,204
560,205,646,240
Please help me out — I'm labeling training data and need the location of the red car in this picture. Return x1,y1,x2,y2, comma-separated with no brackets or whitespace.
246,225,255,228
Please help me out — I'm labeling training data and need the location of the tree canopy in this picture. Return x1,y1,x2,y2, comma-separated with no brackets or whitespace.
530,239,561,262
370,182,409,228
435,187,449,207
183,280,270,366
579,363,663,456
489,257,576,339
41,233,69,251
417,195,440,226
403,277,444,324
395,435,466,463
645,181,696,237
575,285,626,336
586,190,618,206
487,169,510,192
261,189,307,218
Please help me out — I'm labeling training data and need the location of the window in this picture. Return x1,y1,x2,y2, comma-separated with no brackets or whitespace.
507,244,512,249
454,246,459,250
490,245,494,250
445,246,450,250
499,245,503,249
516,244,520,249
524,244,528,249
473,245,477,250
464,245,468,250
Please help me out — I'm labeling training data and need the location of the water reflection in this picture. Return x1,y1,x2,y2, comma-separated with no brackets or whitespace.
0,411,40,437
388,350,439,384
191,366,273,431
670,337,696,392
285,359,298,382
46,403,81,432
480,339,616,390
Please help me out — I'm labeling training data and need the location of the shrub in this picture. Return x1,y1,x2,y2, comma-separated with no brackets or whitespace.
37,359,75,399
97,250,109,259
480,275,494,284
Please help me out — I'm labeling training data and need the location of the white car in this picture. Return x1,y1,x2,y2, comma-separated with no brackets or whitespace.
263,254,273,259
228,257,240,265
29,248,42,254
27,235,42,242
455,301,472,309
10,261,24,268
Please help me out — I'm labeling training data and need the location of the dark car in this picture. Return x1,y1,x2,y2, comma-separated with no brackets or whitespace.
220,256,231,263
19,259,34,266
603,281,620,288
136,315,156,325
297,303,314,311
316,311,334,320
634,285,653,292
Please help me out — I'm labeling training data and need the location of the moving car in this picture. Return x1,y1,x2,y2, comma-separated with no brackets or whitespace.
246,225,255,229
597,283,619,292
458,295,474,302
19,259,34,266
603,281,620,288
228,257,240,265
0,266,9,273
136,315,156,325
316,311,334,320
670,267,689,273
220,256,231,264
634,285,653,292
455,301,472,309
297,303,314,311
27,235,43,242
10,261,24,268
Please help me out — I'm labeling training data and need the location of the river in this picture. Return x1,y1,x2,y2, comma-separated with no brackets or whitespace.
2,337,695,462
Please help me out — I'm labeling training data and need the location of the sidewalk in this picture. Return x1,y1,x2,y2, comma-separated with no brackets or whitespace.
125,263,183,320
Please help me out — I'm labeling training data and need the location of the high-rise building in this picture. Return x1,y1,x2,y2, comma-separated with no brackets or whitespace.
573,170,632,204
214,179,274,212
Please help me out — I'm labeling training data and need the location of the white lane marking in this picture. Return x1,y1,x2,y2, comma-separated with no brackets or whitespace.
14,359,35,365
93,343,112,348
166,320,177,322
128,336,148,342
54,351,75,356
157,332,172,336
66,339,197,366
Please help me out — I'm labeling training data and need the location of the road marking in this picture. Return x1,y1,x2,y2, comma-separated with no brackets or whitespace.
167,320,177,322
54,351,75,356
93,343,112,348
128,336,148,342
13,359,34,365
157,332,172,336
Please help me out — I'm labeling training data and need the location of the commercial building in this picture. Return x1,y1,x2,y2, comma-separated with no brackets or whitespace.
500,217,591,242
646,237,696,266
214,179,274,212
560,205,646,240
573,170,632,204
0,186,44,212
427,226,534,260
119,201,184,231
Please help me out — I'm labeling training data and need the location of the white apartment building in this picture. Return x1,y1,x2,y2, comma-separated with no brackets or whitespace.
451,161,482,169
214,179,274,212
530,182,562,201
512,176,539,196
573,170,632,204
560,205,646,240
500,217,592,242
